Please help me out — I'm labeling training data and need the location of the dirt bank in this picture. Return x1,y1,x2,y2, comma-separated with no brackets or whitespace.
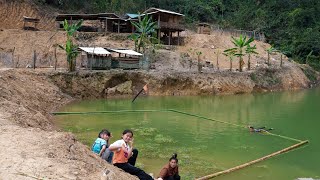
0,68,138,180
49,64,312,99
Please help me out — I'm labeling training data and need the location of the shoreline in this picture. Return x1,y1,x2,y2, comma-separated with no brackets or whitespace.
0,66,318,179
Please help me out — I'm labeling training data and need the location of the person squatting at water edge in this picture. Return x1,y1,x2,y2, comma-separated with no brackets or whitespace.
109,129,153,180
91,129,113,163
92,129,139,165
157,153,180,180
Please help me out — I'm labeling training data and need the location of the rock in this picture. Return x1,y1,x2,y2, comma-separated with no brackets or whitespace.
115,81,133,94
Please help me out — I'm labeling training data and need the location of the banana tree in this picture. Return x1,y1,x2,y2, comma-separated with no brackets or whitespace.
129,15,158,53
231,35,254,72
266,47,276,66
196,51,202,73
59,19,83,72
246,44,258,70
223,48,237,71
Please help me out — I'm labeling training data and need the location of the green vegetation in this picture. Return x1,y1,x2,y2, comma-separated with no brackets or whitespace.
223,47,236,71
246,44,258,70
129,15,158,53
224,35,255,72
58,19,83,72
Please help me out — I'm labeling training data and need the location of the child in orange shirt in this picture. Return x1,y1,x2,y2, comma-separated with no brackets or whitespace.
109,129,153,180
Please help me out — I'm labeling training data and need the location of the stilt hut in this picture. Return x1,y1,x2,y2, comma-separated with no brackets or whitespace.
55,14,100,31
197,23,211,35
23,16,40,30
108,49,143,69
79,47,111,70
143,8,185,45
98,13,132,33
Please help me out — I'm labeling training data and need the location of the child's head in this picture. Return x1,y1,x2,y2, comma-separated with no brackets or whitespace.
169,153,178,168
99,129,111,140
121,129,133,143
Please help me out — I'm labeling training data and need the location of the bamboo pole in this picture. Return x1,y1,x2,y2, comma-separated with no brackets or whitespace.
196,140,309,180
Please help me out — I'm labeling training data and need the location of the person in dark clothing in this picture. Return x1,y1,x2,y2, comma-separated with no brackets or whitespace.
158,153,180,180
248,126,273,132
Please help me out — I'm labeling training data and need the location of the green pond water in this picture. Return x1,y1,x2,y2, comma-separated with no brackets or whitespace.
54,88,320,180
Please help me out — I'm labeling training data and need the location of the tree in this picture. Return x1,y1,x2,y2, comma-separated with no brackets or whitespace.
223,48,237,71
230,35,254,72
196,51,202,73
266,47,276,66
246,44,258,70
59,19,83,72
129,15,158,53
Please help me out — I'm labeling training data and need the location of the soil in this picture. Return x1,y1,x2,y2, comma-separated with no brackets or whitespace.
0,1,319,180
0,69,139,180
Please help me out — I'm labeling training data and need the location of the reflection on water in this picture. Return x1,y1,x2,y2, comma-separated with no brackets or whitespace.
54,88,320,180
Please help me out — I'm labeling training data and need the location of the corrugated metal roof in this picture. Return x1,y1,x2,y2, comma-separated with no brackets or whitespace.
79,47,111,55
126,13,140,19
110,49,143,56
144,8,185,16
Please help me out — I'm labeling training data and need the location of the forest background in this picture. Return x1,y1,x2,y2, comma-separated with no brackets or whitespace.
41,0,320,70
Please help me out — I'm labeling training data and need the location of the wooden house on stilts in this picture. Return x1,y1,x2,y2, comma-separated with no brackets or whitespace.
143,8,185,45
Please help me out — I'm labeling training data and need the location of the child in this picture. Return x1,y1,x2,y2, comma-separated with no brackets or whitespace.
92,129,113,163
109,129,153,180
158,153,180,180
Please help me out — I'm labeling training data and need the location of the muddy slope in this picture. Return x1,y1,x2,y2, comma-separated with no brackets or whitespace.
50,64,311,99
0,69,138,180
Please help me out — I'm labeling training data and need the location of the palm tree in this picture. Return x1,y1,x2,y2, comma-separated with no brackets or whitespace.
246,44,258,70
231,35,254,72
59,19,83,72
223,48,237,71
129,15,158,53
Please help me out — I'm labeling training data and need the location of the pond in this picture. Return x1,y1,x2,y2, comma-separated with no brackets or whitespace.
54,88,320,179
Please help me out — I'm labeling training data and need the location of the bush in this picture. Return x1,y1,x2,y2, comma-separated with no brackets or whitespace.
306,55,320,71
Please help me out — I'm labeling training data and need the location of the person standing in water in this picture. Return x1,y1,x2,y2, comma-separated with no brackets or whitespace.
109,129,153,180
158,153,180,180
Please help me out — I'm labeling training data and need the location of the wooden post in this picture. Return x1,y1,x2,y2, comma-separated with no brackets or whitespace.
16,56,19,68
54,47,57,70
118,20,120,33
33,50,36,69
196,140,308,180
216,49,220,71
12,47,15,68
168,31,171,45
105,19,108,32
177,31,180,46
158,13,161,41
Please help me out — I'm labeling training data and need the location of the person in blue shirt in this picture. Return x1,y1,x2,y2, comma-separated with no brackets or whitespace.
92,129,113,163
